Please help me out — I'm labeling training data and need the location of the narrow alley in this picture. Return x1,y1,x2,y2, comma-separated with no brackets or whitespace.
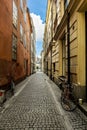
0,73,87,130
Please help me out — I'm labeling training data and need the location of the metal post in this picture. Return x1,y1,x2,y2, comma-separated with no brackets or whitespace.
67,10,70,84
50,0,53,80
85,12,87,101
50,46,52,79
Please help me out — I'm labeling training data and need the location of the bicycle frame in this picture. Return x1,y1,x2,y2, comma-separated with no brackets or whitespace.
58,76,77,111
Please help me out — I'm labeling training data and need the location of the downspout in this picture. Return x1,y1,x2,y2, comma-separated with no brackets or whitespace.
50,0,53,80
85,12,87,102
67,10,70,84
50,45,52,79
30,39,31,75
47,56,48,76
30,33,32,75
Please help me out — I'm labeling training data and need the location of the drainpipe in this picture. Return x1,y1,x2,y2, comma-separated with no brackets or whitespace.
67,10,70,84
85,12,87,101
50,45,52,79
46,54,48,75
50,0,53,80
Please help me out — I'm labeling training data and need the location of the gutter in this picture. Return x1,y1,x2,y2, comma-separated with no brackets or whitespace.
67,10,70,84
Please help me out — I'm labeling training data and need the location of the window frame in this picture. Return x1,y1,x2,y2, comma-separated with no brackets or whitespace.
13,0,18,28
20,23,24,42
64,0,68,11
20,0,23,11
12,34,17,60
24,33,26,48
24,7,26,22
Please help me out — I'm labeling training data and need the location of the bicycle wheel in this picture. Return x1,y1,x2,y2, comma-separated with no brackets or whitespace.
61,92,77,111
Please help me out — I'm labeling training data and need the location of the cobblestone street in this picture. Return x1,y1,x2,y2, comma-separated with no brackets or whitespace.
0,73,87,130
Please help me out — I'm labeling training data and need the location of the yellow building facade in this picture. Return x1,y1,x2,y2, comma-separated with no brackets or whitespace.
43,0,87,101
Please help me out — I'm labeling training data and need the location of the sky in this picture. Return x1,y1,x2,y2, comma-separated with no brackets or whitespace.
27,0,47,57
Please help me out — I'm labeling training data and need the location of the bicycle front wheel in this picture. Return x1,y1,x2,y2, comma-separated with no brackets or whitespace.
61,93,77,111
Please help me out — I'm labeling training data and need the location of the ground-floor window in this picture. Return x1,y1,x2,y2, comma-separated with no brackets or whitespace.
53,63,55,72
12,34,17,60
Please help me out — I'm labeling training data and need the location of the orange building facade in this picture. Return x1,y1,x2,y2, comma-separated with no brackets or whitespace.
0,0,32,90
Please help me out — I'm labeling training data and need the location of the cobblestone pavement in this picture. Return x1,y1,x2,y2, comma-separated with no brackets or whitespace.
47,76,87,130
0,73,87,130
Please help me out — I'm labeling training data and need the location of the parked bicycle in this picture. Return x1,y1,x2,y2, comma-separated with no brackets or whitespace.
58,76,78,111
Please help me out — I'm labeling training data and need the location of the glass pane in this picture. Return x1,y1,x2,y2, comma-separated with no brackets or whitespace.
13,0,18,28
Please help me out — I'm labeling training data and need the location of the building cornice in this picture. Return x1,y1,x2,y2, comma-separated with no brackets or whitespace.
54,0,82,40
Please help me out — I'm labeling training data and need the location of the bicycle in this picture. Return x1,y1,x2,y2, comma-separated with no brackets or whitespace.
58,76,77,111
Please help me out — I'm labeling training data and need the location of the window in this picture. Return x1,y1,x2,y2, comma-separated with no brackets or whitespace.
24,59,27,71
13,0,18,28
24,34,26,47
53,63,55,72
20,24,23,42
64,0,68,10
24,59,26,69
12,34,17,60
20,0,23,11
24,7,26,22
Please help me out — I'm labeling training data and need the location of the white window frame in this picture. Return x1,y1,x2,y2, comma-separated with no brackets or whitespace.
24,7,26,22
20,0,23,11
20,24,23,42
13,0,18,28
